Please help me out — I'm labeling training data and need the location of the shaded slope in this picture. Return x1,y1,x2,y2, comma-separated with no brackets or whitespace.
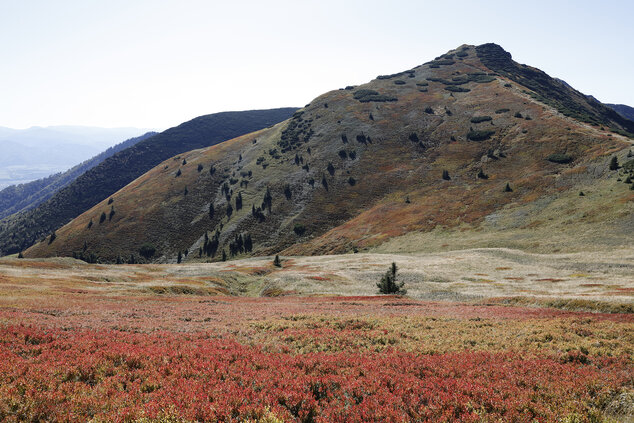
26,45,633,262
1,108,297,255
475,43,634,136
0,132,156,219
607,103,634,122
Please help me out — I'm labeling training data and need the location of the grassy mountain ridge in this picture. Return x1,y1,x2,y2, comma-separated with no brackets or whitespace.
475,43,634,136
25,44,633,263
0,108,297,255
0,132,156,219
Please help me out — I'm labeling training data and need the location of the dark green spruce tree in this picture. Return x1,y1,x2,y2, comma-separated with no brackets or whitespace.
377,262,406,295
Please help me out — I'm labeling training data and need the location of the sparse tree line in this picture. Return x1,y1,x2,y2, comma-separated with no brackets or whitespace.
55,99,605,266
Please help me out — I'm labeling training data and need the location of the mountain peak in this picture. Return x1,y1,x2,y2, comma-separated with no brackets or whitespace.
476,42,512,57
23,45,634,262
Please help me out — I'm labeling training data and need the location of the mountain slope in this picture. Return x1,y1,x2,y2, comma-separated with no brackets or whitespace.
25,44,633,263
606,103,634,122
475,44,634,137
1,108,297,255
0,132,156,220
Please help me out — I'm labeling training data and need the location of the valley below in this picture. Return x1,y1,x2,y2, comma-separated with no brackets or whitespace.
0,164,64,190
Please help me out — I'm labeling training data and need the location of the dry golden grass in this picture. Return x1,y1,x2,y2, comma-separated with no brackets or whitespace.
4,244,633,309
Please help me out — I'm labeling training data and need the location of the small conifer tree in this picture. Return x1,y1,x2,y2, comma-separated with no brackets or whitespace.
273,254,282,267
609,156,619,170
327,162,335,176
236,192,243,210
139,244,156,259
504,182,513,192
377,262,406,295
321,175,328,190
262,187,272,213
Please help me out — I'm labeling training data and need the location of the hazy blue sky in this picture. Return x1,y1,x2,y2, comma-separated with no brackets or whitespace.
1,0,632,130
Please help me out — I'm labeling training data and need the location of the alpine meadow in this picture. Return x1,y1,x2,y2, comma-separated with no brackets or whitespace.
0,7,633,421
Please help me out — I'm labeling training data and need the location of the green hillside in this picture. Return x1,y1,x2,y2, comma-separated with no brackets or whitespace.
1,108,297,255
26,45,633,263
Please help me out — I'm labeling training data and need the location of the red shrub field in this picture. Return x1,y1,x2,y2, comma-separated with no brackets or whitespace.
0,294,632,422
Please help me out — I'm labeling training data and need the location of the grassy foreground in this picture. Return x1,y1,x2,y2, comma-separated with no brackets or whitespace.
0,255,632,422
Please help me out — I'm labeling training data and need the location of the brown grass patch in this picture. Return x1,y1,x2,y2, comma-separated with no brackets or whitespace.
260,287,298,297
2,260,72,270
485,297,634,314
231,266,272,276
146,285,228,296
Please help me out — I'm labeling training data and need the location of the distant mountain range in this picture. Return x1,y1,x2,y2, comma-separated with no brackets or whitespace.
24,44,634,263
0,132,157,219
0,126,154,188
606,104,634,122
0,108,297,255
